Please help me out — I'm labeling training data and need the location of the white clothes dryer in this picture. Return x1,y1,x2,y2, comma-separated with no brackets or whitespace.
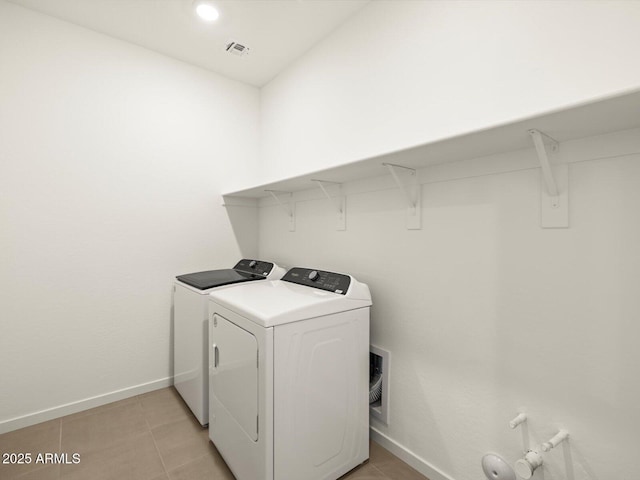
173,259,285,425
208,267,372,480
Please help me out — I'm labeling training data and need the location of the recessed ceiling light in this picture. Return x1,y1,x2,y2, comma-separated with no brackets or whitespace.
195,1,219,22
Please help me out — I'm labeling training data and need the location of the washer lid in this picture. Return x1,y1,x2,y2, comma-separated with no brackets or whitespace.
175,259,285,291
208,277,371,327
176,269,263,290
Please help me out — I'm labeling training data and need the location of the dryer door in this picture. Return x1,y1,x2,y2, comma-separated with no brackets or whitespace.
210,313,259,441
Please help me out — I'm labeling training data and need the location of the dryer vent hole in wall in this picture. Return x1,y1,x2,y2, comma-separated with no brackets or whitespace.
370,345,390,425
369,353,383,404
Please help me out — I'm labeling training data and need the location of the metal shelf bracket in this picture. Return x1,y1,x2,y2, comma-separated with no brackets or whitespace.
311,179,346,230
529,129,560,200
383,162,422,230
265,189,295,231
528,129,569,228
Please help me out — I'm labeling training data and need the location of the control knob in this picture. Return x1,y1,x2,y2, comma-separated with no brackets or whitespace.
308,270,320,282
249,260,257,268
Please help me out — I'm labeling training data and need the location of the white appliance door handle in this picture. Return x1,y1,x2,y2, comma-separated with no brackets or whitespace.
213,344,219,368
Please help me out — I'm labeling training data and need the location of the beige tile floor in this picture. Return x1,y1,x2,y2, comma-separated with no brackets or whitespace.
0,387,428,480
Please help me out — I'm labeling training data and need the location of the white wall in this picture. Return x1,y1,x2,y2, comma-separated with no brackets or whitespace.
0,1,259,431
259,0,640,184
257,5,640,476
257,129,640,480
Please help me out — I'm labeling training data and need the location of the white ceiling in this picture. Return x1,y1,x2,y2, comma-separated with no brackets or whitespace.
8,0,370,86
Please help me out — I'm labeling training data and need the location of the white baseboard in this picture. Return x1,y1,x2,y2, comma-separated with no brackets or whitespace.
370,426,456,480
0,377,172,434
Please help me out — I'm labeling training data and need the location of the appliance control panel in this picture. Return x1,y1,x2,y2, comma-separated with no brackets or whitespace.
282,267,351,295
233,259,274,277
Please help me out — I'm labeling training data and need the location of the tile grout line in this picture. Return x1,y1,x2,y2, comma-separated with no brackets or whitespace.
8,419,64,480
161,451,212,476
64,396,140,421
60,393,167,480
139,389,217,477
142,395,171,479
147,416,214,477
148,434,170,477
370,462,394,480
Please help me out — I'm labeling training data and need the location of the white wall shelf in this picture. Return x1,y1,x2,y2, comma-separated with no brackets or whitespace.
224,89,640,230
223,88,640,202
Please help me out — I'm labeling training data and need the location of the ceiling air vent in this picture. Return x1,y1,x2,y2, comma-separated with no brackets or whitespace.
225,41,250,57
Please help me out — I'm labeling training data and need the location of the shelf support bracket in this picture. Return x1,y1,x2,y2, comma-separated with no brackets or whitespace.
529,129,559,199
311,179,346,230
383,163,421,230
528,129,569,228
265,189,295,231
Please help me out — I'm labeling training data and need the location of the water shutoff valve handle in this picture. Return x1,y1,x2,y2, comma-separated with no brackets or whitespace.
509,413,527,429
542,430,569,452
515,450,543,479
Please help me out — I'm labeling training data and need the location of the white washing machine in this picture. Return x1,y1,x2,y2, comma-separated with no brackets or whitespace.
207,267,372,480
173,259,285,425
